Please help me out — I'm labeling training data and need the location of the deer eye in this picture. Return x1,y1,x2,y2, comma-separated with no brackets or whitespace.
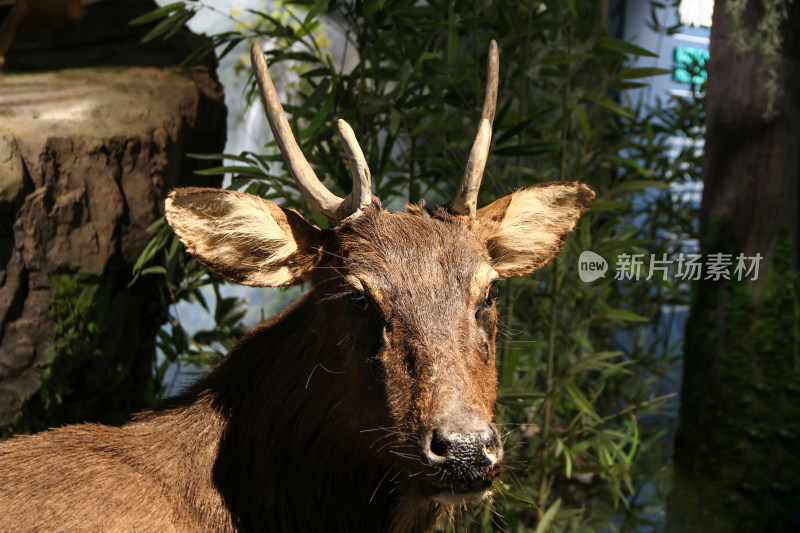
484,282,499,307
347,290,369,312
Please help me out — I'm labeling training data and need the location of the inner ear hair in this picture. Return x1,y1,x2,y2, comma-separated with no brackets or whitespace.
165,188,324,287
477,181,594,278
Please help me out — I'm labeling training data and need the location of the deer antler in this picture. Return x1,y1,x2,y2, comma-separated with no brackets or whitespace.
336,119,373,215
452,40,499,219
250,42,372,224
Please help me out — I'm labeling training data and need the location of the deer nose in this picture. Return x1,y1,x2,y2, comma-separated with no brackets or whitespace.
426,424,502,468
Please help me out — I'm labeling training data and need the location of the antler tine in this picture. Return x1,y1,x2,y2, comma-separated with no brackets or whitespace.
250,42,345,222
337,119,373,215
452,39,499,219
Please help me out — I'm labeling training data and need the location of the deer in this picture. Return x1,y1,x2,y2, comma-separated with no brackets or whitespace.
0,40,593,532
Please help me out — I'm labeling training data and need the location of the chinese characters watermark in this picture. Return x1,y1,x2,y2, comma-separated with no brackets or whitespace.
578,251,762,283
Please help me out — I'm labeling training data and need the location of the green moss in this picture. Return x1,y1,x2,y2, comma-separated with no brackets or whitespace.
3,273,114,438
668,222,800,532
726,0,793,119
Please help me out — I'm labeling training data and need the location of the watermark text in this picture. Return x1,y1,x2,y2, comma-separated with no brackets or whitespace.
578,251,762,283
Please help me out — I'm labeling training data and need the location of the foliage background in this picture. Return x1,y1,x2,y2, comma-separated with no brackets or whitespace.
133,0,705,530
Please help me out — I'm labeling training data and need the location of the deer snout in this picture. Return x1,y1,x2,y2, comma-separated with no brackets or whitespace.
424,423,503,497
426,424,501,466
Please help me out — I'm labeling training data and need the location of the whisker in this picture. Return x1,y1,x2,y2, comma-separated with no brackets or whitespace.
370,467,393,503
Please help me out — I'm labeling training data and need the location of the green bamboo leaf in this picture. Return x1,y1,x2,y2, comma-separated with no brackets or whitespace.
446,3,458,67
145,217,166,233
413,51,441,71
389,108,402,137
497,390,548,401
598,443,614,466
191,287,209,311
626,416,640,463
594,309,650,322
194,165,267,179
188,152,247,162
589,199,630,212
300,67,333,79
304,0,329,24
132,226,172,275
614,180,670,193
594,36,658,58
215,37,244,62
583,94,633,119
129,2,185,25
494,109,552,145
565,448,573,478
571,441,592,454
594,238,652,256
165,235,181,280
193,330,225,346
141,266,167,276
499,347,522,388
140,10,192,43
555,438,564,457
569,351,625,375
579,216,591,250
541,52,594,65
615,67,672,79
607,155,653,177
300,91,335,139
609,80,649,90
501,489,536,507
534,498,562,533
162,10,195,40
565,382,601,420
408,120,462,137
573,105,592,138
296,78,331,118
180,40,216,67
493,141,567,156
364,0,386,16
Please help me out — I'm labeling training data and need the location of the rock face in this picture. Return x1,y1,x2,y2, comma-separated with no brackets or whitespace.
0,35,226,431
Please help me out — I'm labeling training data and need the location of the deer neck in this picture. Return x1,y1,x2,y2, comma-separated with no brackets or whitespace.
161,292,439,532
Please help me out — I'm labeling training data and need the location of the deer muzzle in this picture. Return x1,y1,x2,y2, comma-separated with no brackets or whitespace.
423,422,503,502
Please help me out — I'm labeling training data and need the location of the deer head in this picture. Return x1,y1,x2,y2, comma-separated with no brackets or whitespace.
164,41,593,506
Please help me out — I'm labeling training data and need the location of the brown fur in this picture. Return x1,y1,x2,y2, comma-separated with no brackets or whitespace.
0,183,592,531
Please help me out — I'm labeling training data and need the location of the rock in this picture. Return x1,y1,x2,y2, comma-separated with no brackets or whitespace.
0,4,226,431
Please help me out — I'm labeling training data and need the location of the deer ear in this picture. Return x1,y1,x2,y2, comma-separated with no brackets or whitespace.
165,188,325,287
476,181,594,278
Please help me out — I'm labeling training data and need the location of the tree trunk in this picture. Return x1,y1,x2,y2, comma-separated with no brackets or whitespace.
666,1,800,531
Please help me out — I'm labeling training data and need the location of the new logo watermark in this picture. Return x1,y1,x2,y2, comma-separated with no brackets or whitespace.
578,252,762,282
578,251,609,282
